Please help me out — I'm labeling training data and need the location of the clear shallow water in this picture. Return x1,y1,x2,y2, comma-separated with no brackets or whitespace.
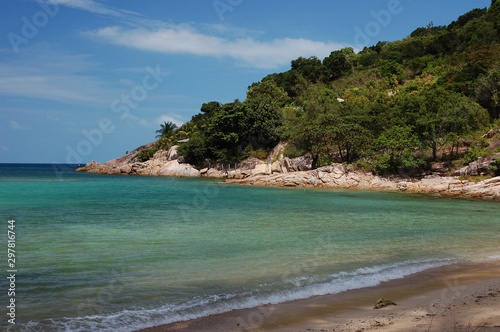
1,163,499,331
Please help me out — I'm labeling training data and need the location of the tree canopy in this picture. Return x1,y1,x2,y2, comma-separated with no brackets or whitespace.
148,3,500,175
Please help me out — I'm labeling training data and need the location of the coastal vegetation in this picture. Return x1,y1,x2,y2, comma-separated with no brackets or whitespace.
147,1,500,176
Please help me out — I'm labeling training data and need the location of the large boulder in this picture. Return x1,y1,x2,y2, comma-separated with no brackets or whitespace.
157,160,200,177
252,163,270,176
104,142,156,167
283,156,313,172
428,162,451,175
152,149,169,161
454,153,500,176
268,142,288,162
271,161,285,174
166,145,179,161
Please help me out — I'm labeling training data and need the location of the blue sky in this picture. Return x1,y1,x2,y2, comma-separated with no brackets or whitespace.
0,0,491,163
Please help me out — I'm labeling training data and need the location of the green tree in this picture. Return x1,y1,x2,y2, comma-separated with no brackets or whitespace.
475,66,500,119
294,110,370,168
176,122,200,140
244,80,287,152
298,85,339,118
290,56,328,84
379,60,405,87
178,134,209,167
155,121,178,139
358,49,379,67
373,125,423,173
323,47,355,80
294,116,330,169
204,102,247,163
401,39,425,60
407,55,434,74
415,89,489,160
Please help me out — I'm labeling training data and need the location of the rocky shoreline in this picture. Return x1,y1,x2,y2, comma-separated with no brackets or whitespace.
76,145,500,201
227,165,500,200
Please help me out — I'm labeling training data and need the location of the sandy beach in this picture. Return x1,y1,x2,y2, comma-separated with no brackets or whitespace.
137,261,500,332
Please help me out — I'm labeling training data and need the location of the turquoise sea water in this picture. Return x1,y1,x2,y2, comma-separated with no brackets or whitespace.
1,163,500,331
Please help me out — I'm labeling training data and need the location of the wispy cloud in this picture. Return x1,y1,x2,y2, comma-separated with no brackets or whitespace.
9,120,28,130
85,25,345,69
44,0,141,18
156,114,185,127
40,0,347,69
0,44,117,104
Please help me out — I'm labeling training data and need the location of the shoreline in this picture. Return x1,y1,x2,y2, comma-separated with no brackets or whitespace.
77,152,500,201
223,167,500,201
136,261,500,332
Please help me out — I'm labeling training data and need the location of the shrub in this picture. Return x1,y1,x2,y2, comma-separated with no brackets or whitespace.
463,147,493,165
136,148,158,162
248,149,269,160
283,144,307,159
489,158,500,176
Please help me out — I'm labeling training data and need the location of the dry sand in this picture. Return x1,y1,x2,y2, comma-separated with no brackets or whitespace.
137,261,500,332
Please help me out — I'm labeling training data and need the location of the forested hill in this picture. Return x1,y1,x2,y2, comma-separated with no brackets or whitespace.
146,1,500,176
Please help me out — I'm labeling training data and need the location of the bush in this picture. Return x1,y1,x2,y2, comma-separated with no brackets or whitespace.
177,135,209,167
489,158,500,176
379,60,405,85
283,144,307,159
136,148,159,162
354,158,376,173
317,155,336,167
358,51,379,67
463,147,493,165
248,149,269,160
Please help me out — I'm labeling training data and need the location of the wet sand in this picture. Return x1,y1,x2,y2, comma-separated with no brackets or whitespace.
137,261,500,332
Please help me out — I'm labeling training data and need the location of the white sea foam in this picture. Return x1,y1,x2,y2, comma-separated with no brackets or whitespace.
17,258,456,332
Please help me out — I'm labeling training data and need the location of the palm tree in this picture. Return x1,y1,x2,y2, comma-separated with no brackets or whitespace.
176,123,199,140
155,121,178,139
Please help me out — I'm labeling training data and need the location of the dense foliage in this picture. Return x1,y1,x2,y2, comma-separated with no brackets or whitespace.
161,2,500,174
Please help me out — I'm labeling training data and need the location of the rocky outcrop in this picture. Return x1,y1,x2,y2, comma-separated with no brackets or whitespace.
76,146,200,177
104,142,156,167
227,163,500,200
196,156,313,179
76,144,500,200
427,162,452,175
454,153,500,176
482,128,498,139
268,142,288,162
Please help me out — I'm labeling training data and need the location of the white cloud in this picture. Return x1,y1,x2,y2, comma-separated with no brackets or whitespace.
156,114,185,128
39,0,348,69
44,0,141,18
9,120,27,130
1,146,9,152
86,25,347,69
